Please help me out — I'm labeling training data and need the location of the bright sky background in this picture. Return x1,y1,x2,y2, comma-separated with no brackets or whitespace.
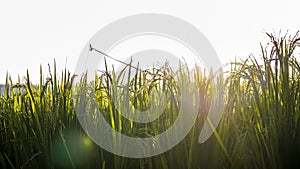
0,0,299,84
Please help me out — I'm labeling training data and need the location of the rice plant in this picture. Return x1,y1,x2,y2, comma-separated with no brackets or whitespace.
0,32,299,169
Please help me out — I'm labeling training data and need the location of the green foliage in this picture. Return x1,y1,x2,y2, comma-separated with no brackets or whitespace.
0,32,300,169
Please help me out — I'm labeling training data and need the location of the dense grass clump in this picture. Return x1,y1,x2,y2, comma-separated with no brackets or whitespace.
0,32,300,169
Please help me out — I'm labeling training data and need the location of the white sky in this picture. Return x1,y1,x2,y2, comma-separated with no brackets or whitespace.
0,0,299,84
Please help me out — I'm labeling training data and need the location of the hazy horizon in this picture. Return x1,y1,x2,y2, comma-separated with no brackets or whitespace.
1,0,299,84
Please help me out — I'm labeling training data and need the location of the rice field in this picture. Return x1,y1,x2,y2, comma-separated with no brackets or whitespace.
0,32,300,169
